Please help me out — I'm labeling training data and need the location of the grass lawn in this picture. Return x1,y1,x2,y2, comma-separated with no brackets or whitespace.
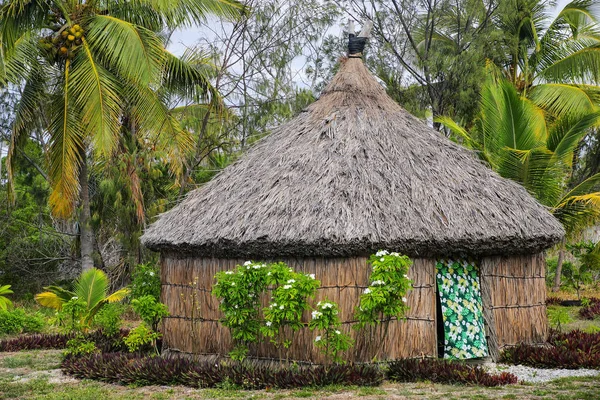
1,350,599,400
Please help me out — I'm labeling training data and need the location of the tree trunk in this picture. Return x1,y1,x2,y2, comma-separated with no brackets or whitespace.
79,154,94,271
553,239,566,292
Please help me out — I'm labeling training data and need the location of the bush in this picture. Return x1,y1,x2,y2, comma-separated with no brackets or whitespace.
130,263,161,300
130,295,168,331
387,358,517,386
501,330,600,369
0,308,46,335
579,298,600,320
61,354,384,389
64,334,99,357
0,329,131,352
93,304,123,336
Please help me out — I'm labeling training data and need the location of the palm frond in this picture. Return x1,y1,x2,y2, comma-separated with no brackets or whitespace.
553,192,600,234
529,83,600,116
87,14,164,85
435,116,477,148
47,60,85,218
132,0,243,28
127,84,193,176
6,69,47,200
74,268,109,311
70,39,122,159
547,110,600,164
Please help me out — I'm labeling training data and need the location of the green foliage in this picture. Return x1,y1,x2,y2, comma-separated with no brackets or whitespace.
214,261,320,361
547,307,573,331
354,251,413,328
93,304,123,337
0,308,45,335
35,268,129,327
213,261,271,356
64,334,99,357
0,285,13,311
130,263,161,300
261,263,320,352
56,298,87,333
124,324,161,353
308,300,353,365
130,295,168,332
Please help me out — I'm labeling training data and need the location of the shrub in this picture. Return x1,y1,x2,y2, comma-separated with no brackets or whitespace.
387,358,517,386
61,354,384,389
130,263,161,300
0,308,46,335
130,295,168,331
124,324,161,354
501,330,600,369
579,298,600,320
0,330,130,352
64,334,99,357
93,303,123,336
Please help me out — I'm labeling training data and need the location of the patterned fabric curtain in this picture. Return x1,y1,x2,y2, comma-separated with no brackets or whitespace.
436,259,489,359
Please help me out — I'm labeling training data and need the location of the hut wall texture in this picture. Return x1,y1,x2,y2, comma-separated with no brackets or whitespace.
160,254,437,363
480,253,548,350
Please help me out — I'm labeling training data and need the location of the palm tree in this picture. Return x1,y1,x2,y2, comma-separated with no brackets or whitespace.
0,0,241,270
35,267,128,325
438,74,600,290
496,0,600,116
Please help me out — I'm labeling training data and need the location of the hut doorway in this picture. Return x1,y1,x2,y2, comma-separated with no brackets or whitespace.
435,260,489,359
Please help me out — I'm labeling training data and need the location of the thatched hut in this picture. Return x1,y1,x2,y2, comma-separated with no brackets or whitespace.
142,32,564,363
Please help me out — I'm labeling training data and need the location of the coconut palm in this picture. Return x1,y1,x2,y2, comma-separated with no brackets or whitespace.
496,0,600,116
0,0,241,270
35,268,129,325
438,74,600,290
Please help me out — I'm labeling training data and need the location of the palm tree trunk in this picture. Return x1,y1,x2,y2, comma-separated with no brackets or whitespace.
79,154,94,271
553,239,566,292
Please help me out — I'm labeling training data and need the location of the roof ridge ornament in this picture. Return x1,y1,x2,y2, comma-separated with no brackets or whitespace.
347,20,372,58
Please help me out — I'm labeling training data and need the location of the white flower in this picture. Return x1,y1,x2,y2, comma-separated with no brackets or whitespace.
234,305,238,309
402,297,408,303
335,330,341,335
320,302,334,309
148,271,155,276
270,303,277,308
311,311,322,319
267,272,272,276
403,274,409,278
380,258,385,262
364,288,371,294
315,336,321,342
231,282,236,286
71,296,78,300
287,279,295,284
266,321,272,327
253,265,261,269
391,252,400,257
283,285,292,289
225,271,234,275
371,280,385,286
279,305,284,310
375,250,388,257
247,266,251,270
307,274,316,279
289,268,293,272
244,261,252,266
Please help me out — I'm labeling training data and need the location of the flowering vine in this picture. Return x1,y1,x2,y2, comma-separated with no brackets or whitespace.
354,250,413,328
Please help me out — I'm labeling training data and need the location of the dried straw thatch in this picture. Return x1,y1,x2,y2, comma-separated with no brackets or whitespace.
142,57,564,258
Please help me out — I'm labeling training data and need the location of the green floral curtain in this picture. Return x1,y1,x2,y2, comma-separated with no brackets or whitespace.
436,259,488,359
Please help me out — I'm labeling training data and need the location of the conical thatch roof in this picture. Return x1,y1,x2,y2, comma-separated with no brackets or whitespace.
142,57,564,258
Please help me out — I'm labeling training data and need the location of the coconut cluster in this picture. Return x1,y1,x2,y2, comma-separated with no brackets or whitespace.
40,24,84,60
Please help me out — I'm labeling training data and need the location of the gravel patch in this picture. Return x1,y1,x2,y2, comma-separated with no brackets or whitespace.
485,363,600,383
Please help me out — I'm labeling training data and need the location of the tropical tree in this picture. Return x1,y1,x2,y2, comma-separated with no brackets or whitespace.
35,267,128,325
495,0,600,116
0,0,241,270
439,74,600,290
